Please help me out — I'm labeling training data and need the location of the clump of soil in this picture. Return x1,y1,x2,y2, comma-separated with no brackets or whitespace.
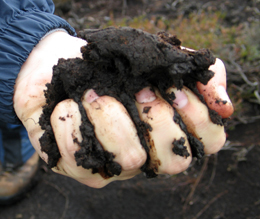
39,27,222,178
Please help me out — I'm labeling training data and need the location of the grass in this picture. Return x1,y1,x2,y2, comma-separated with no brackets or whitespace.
103,11,259,62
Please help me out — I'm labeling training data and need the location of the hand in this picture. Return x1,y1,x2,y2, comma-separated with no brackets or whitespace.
13,31,234,188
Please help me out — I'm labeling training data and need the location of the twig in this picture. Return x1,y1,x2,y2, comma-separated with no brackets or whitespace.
192,190,228,219
205,154,218,191
230,60,258,87
183,157,209,213
222,140,244,151
44,180,69,219
236,115,260,124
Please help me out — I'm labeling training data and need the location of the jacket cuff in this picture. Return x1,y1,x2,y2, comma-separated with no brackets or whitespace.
0,10,76,124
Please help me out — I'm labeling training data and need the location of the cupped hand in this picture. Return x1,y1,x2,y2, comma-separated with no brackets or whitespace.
13,31,234,188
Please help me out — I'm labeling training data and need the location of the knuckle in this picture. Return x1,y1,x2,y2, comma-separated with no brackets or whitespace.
120,149,147,171
192,111,211,131
51,99,80,125
52,99,76,116
163,156,192,175
175,157,192,174
204,131,226,154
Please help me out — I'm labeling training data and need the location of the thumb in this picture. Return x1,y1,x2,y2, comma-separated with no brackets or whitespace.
197,58,234,118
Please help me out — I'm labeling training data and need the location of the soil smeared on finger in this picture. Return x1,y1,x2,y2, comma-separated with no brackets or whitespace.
39,27,223,178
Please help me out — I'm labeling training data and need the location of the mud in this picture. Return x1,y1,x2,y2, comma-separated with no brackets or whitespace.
172,137,190,158
39,27,222,178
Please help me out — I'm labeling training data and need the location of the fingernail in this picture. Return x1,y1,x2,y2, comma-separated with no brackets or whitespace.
135,87,156,103
217,86,231,103
85,89,99,103
173,90,188,109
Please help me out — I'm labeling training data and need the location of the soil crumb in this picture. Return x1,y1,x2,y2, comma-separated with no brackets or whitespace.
172,137,190,158
39,27,223,178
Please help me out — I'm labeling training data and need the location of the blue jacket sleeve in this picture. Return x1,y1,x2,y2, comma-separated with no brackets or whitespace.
0,0,76,124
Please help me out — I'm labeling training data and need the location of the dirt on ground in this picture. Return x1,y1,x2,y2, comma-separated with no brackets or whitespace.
0,1,260,219
0,122,259,219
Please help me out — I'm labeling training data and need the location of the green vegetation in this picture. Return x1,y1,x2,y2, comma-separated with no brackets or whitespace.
103,11,259,63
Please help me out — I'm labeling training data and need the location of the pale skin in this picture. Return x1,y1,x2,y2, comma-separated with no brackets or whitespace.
13,31,234,188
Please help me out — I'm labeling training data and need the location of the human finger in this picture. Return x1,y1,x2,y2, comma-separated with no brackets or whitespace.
82,90,147,178
135,87,192,175
50,99,118,188
168,86,226,155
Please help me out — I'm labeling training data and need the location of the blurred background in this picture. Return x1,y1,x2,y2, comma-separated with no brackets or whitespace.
1,1,260,218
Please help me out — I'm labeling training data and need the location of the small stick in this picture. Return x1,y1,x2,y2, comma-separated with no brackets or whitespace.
44,180,69,219
192,190,228,219
205,154,218,191
183,156,209,213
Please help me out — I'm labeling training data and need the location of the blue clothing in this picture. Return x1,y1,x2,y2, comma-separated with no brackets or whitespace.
0,123,35,168
0,0,76,166
0,0,76,124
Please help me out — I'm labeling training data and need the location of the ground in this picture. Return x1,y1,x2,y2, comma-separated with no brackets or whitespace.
1,123,260,219
1,1,260,218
